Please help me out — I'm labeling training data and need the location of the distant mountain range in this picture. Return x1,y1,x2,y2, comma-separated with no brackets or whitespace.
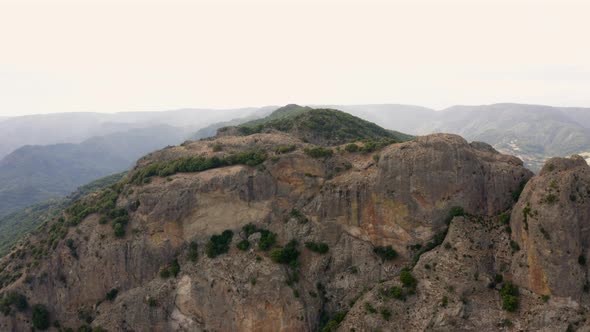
0,102,588,219
0,107,275,159
0,125,192,217
325,103,590,171
0,107,279,218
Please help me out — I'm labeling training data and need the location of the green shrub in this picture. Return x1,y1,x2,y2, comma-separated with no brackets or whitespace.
212,144,223,152
373,245,398,260
380,286,405,301
269,240,300,265
361,141,377,153
522,203,531,230
65,238,78,258
129,150,267,184
169,259,180,277
206,230,234,258
0,291,28,315
242,223,259,237
188,241,198,262
512,179,528,201
239,224,277,251
579,255,587,266
344,143,359,153
400,269,418,290
447,206,465,222
411,228,449,266
77,325,92,332
305,241,329,254
258,230,277,251
32,304,50,330
380,307,392,321
500,282,519,312
160,259,180,278
148,298,158,307
159,268,171,278
289,208,309,223
105,288,118,301
304,146,333,158
113,222,125,238
109,210,129,238
320,311,347,332
237,240,250,251
510,240,520,252
542,193,557,204
364,302,377,314
498,212,510,225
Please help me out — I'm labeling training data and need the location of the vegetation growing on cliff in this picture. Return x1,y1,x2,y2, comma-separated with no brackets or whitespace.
305,241,329,254
320,311,348,332
31,304,50,330
129,150,267,185
206,230,234,258
409,206,465,266
0,291,28,315
400,268,418,291
304,146,333,158
235,106,412,145
270,240,300,265
380,286,406,301
500,282,519,312
373,245,398,260
159,259,180,278
187,241,198,262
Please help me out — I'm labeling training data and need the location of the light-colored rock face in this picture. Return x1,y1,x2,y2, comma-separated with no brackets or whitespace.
0,132,548,332
510,155,590,299
339,215,590,332
311,134,532,254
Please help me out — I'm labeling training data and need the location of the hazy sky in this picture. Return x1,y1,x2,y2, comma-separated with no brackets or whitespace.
1,0,589,116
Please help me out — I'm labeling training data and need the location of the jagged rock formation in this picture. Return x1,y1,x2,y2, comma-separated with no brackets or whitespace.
510,155,590,299
0,107,587,332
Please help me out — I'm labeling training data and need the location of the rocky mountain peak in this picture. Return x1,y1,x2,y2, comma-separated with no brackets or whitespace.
0,110,587,331
539,154,588,175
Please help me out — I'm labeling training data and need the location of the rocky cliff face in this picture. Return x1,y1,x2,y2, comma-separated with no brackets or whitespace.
0,119,588,332
510,155,590,299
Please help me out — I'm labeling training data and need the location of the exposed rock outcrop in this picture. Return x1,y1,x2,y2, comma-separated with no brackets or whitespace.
510,155,590,299
1,113,586,332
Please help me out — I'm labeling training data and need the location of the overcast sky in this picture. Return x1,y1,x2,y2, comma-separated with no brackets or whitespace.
1,0,589,116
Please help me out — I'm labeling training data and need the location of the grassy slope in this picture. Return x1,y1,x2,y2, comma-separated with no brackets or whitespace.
236,105,414,145
0,172,126,255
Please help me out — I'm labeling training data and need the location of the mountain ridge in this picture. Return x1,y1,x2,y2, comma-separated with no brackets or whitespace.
3,108,585,331
0,125,191,218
